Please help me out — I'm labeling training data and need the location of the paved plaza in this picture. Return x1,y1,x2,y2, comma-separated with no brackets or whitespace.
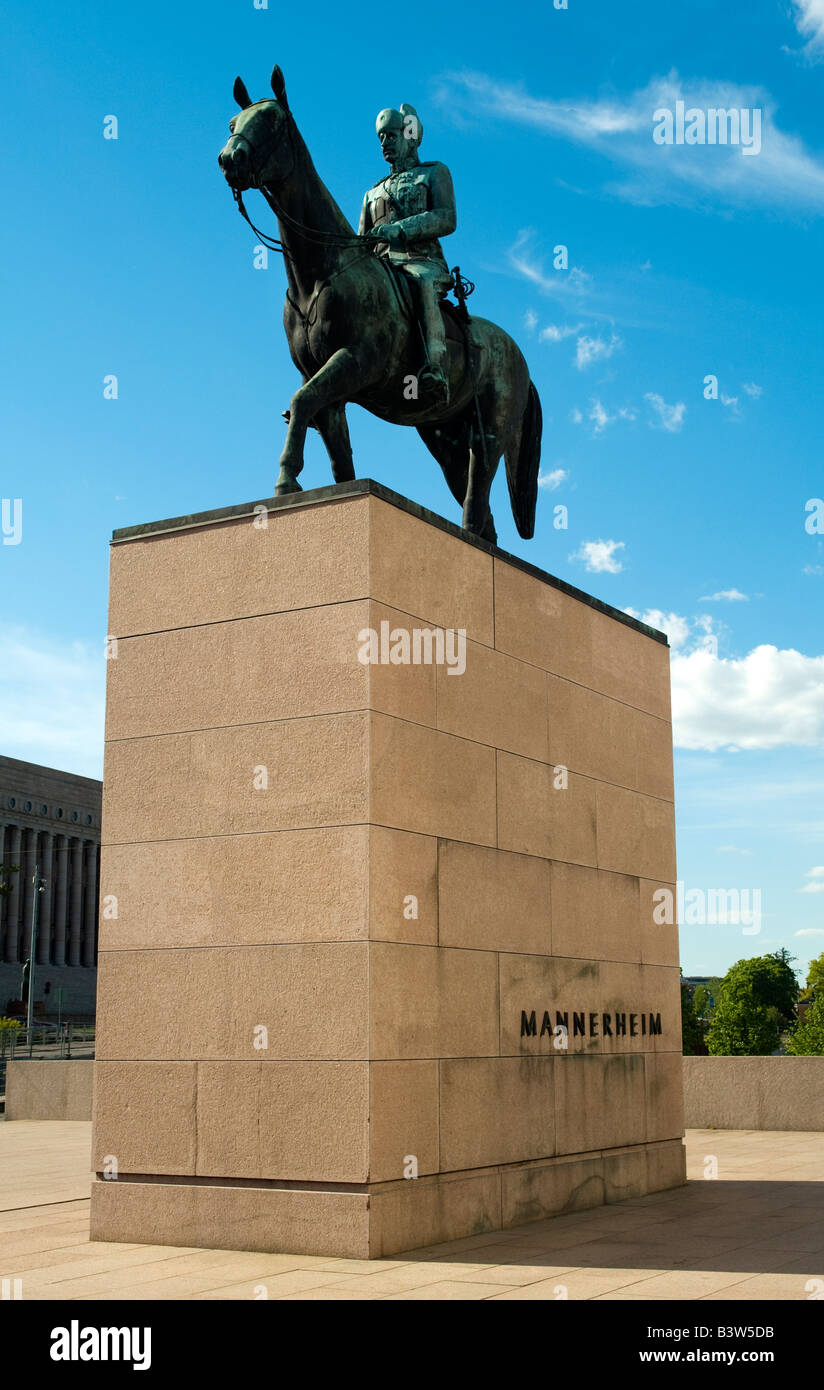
1,1123,821,1300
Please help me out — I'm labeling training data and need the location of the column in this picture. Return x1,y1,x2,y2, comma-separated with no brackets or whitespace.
0,826,7,960
37,832,54,965
0,826,6,958
0,822,5,956
20,828,38,959
4,825,23,963
52,835,69,966
83,841,99,967
68,837,84,966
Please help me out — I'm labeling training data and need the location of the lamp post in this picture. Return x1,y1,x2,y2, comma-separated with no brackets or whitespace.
26,865,46,1056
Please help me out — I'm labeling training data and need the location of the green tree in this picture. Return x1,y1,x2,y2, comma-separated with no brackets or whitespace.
681,975,704,1055
707,951,800,1056
704,978,724,1015
693,985,710,1017
800,951,824,1002
0,863,19,897
785,994,824,1055
759,948,801,1024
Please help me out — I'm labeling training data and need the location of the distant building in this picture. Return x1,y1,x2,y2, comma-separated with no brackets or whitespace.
683,976,714,1002
0,756,101,1017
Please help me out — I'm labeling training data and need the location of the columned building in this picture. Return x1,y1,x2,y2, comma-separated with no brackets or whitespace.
0,755,102,1017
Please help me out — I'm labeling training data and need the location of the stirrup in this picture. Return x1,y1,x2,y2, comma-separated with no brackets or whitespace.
418,365,450,405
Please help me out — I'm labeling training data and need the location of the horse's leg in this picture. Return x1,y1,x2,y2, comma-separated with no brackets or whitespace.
463,432,501,542
479,502,498,546
418,418,498,543
314,403,356,484
276,348,360,495
416,422,469,511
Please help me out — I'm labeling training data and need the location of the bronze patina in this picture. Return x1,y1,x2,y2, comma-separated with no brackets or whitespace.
218,66,542,542
359,104,455,407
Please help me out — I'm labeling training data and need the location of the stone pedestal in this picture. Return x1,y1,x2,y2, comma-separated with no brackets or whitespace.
91,480,684,1259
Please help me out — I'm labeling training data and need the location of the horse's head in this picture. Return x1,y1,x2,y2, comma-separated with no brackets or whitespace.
218,65,293,191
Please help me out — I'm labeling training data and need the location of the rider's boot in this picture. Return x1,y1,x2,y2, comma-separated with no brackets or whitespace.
418,357,449,406
417,285,450,406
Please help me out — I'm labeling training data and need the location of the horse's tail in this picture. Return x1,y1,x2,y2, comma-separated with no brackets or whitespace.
506,380,542,540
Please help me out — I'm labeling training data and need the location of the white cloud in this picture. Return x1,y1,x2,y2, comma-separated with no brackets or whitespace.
624,608,691,648
645,392,686,432
0,628,104,779
538,467,568,491
438,70,824,212
716,845,754,855
804,564,824,576
693,613,721,646
577,398,636,434
672,644,824,751
742,381,763,398
589,399,613,434
575,332,622,370
795,928,824,936
699,589,749,602
721,392,741,415
508,230,592,300
571,539,626,574
524,309,538,332
792,1,824,58
539,322,584,343
799,866,824,893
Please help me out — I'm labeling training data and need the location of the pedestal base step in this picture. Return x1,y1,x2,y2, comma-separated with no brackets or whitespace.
90,1139,686,1260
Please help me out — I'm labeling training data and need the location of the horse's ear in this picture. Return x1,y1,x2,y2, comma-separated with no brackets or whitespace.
233,76,253,109
270,65,289,110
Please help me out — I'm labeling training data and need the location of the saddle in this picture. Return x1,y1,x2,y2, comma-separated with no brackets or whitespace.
378,260,480,405
379,260,474,349
282,264,478,427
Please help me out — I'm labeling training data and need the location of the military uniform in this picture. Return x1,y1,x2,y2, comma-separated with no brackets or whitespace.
359,159,456,398
358,161,455,295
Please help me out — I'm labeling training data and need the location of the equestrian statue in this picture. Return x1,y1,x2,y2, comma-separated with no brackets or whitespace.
218,65,542,543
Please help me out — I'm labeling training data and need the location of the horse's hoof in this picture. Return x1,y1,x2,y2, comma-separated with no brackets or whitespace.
274,477,303,496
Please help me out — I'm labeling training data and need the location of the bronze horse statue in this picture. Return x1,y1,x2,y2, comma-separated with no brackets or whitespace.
218,66,541,543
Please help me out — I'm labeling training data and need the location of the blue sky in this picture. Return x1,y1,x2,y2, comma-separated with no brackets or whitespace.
2,0,823,979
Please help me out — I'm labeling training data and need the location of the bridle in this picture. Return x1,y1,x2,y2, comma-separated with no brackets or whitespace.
227,103,378,360
227,103,368,261
224,102,477,400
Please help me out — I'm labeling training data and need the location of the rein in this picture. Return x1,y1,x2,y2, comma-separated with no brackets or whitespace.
232,182,373,353
226,111,480,417
230,107,368,257
232,188,287,253
232,186,367,255
230,119,376,353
